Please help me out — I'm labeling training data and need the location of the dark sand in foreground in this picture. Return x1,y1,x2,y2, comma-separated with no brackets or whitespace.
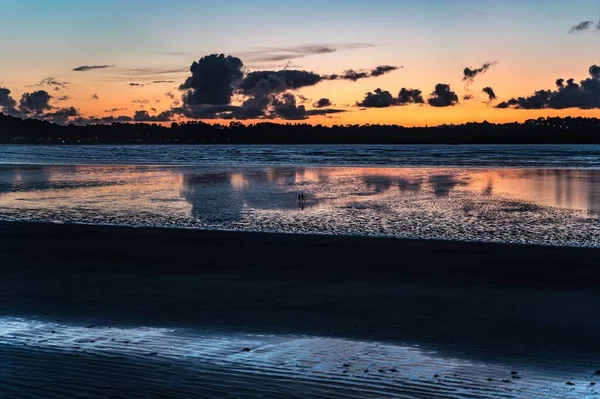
1,222,599,398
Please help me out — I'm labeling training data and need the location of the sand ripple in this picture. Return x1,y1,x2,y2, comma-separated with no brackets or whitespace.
0,317,596,398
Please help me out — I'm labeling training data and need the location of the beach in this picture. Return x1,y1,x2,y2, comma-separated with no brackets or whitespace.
1,221,599,398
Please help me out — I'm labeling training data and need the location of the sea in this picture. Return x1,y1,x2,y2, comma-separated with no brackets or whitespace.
1,144,599,247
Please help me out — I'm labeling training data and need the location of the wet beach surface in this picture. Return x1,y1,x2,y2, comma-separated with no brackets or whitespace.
0,222,599,398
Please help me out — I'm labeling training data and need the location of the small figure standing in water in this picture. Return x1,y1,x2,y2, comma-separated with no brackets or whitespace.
298,192,306,209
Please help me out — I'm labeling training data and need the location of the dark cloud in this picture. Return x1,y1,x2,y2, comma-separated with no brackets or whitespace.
241,70,321,94
179,54,244,106
132,98,149,104
482,86,497,102
569,20,594,33
428,84,459,107
329,65,401,82
271,93,308,120
357,87,424,108
19,90,52,115
463,94,473,101
337,70,369,81
130,80,174,88
397,88,424,105
44,107,79,125
314,98,332,108
463,61,497,82
35,77,69,90
165,91,176,100
356,88,397,108
104,107,127,112
133,110,173,122
0,87,17,110
496,64,600,110
56,95,70,101
91,93,99,100
270,93,345,120
370,65,401,77
73,65,115,72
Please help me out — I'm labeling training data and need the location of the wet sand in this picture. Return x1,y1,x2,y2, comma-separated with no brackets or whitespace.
1,221,599,398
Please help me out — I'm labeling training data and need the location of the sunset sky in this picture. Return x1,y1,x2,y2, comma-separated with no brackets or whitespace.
1,0,599,126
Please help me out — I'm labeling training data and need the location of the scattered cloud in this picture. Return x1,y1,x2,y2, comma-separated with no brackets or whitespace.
44,106,79,125
463,61,497,83
91,93,99,100
568,20,594,33
73,65,115,72
482,86,497,102
356,88,424,108
428,84,459,107
330,65,401,82
104,107,127,112
238,43,374,64
133,110,173,122
0,87,18,110
314,98,332,108
496,64,600,109
19,90,53,115
33,77,69,90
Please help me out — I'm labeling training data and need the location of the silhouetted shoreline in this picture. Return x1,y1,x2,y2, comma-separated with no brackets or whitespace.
2,113,600,144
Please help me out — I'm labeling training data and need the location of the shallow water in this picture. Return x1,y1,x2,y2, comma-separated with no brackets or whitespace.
1,164,599,247
1,144,600,168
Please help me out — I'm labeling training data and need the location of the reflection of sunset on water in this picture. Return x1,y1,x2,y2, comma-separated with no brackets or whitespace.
1,165,599,247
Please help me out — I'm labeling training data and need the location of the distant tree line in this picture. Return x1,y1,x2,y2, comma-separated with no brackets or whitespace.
1,113,600,144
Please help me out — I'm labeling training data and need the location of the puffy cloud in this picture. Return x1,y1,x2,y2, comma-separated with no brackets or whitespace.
428,84,459,107
398,88,424,105
356,88,397,108
44,107,79,125
496,64,600,109
241,70,322,94
568,20,594,33
0,87,17,110
179,54,244,106
19,90,52,115
357,88,424,108
73,65,114,72
482,86,497,102
271,93,308,120
463,61,497,82
133,110,173,122
314,98,332,108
